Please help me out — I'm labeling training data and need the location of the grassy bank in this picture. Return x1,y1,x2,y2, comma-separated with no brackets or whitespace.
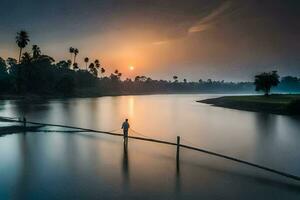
199,94,300,115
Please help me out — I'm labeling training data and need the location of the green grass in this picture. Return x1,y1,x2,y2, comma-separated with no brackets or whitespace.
199,94,300,115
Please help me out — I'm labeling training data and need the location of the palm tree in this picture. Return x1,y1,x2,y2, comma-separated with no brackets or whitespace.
73,63,79,70
67,59,72,68
84,57,89,70
101,67,105,75
94,59,100,69
32,45,41,59
88,63,98,77
69,47,74,62
73,48,79,63
173,76,178,82
88,63,95,71
21,52,32,63
16,31,30,63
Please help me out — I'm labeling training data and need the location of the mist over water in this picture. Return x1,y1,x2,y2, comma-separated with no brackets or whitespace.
0,94,300,199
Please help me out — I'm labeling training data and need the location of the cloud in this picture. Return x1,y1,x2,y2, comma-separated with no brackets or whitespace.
152,1,232,46
188,24,213,33
152,40,169,45
188,1,232,34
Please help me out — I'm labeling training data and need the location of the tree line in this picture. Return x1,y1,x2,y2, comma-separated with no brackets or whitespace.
0,30,299,97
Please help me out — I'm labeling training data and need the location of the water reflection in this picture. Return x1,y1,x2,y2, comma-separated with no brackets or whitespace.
128,97,135,118
255,113,277,135
122,140,130,190
0,95,300,199
253,113,277,157
15,134,30,200
175,156,181,197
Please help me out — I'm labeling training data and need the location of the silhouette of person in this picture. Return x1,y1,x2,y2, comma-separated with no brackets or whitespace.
121,119,130,141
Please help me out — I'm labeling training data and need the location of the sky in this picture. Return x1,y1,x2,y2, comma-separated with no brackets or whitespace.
0,0,299,81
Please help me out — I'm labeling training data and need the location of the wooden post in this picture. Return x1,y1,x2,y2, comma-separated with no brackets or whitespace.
176,136,180,163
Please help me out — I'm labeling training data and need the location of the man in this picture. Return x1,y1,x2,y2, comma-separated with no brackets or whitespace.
121,119,130,140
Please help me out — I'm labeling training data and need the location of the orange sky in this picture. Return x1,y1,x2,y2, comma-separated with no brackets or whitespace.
1,0,300,81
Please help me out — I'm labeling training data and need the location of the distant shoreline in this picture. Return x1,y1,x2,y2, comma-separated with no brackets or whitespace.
198,94,300,115
0,91,252,101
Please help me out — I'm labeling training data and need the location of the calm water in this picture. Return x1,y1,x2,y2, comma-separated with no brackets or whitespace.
0,94,300,199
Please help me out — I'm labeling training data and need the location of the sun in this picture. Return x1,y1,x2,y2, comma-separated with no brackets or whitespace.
129,65,134,71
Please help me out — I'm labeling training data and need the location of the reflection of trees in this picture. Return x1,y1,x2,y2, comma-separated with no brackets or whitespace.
253,113,278,164
254,113,276,136
12,99,50,118
14,134,30,199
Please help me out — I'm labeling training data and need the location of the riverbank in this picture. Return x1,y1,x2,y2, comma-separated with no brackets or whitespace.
0,90,253,101
199,94,300,115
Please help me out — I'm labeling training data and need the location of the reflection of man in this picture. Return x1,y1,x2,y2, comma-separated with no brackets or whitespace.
121,119,130,140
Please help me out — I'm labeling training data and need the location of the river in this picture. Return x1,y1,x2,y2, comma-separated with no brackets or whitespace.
0,94,300,199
